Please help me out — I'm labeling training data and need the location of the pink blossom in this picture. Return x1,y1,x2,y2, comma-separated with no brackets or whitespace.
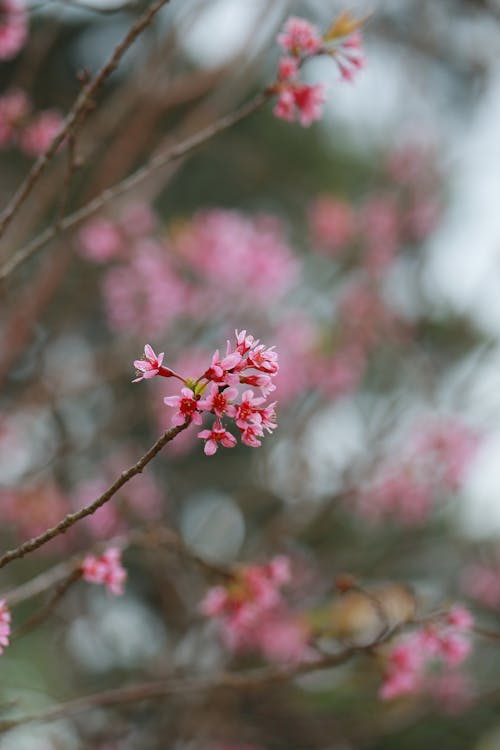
164,386,202,426
0,600,11,654
309,196,355,253
447,605,474,631
278,56,299,80
78,218,123,263
0,0,27,60
0,87,29,147
274,83,326,127
198,420,237,456
257,613,311,664
247,344,279,375
439,633,472,667
333,30,366,82
235,329,257,355
133,344,166,382
240,422,264,448
174,211,297,304
20,110,63,157
200,557,302,661
380,613,474,701
239,373,275,397
204,348,241,386
233,389,265,429
197,383,238,418
82,547,127,596
277,16,322,57
102,239,188,336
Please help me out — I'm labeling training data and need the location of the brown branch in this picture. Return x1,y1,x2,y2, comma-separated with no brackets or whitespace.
0,645,364,734
0,423,188,571
0,90,270,281
12,568,82,639
0,0,170,240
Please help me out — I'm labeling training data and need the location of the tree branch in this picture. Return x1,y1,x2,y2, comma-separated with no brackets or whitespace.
0,90,270,281
0,423,188,570
0,0,171,240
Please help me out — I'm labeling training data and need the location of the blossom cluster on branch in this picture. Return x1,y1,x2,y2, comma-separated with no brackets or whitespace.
133,331,278,455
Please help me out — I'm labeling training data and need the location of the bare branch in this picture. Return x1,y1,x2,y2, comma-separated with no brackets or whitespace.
0,0,171,240
0,423,188,570
0,91,270,281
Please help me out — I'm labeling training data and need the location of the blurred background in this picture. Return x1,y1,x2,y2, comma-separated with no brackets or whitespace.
2,0,500,747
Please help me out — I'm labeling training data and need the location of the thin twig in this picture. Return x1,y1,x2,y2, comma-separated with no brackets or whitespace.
0,91,270,281
0,423,188,571
0,0,170,240
12,568,83,639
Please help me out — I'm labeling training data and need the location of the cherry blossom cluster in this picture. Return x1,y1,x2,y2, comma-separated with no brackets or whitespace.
309,146,442,268
273,14,365,126
81,547,127,596
0,600,11,655
133,331,279,456
200,556,311,663
0,88,63,157
380,605,474,701
77,209,297,338
0,0,27,60
356,419,480,525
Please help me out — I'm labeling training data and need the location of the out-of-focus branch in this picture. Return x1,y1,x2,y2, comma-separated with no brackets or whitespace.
0,423,188,570
0,0,171,240
0,643,368,734
0,90,270,281
12,568,82,638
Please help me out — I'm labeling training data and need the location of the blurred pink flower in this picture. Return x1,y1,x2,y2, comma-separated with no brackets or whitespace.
0,600,11,654
277,17,322,57
82,547,127,596
309,196,355,253
198,420,237,456
274,83,326,127
20,110,63,156
0,0,27,60
78,218,123,263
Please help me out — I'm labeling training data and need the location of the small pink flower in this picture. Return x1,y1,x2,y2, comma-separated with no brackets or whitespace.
20,110,63,157
278,56,299,80
293,83,326,126
239,373,276,397
240,422,264,448
197,383,238,418
274,83,326,127
447,605,474,631
164,387,202,426
309,196,355,253
204,348,241,386
235,329,257,355
199,586,228,617
277,16,322,57
82,547,127,596
439,633,471,667
0,87,29,147
133,344,171,382
0,0,27,61
0,599,11,654
78,218,123,263
334,31,366,82
274,88,296,123
247,344,279,374
198,420,237,456
233,389,265,429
